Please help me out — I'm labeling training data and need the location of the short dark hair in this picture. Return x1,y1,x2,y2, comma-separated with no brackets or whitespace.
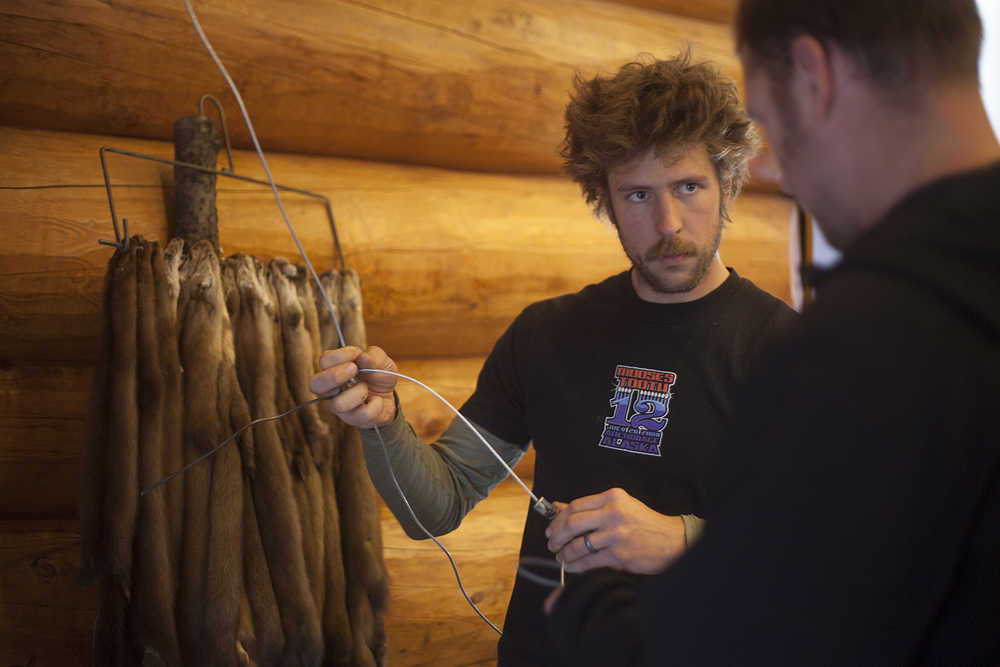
736,0,983,89
561,52,760,223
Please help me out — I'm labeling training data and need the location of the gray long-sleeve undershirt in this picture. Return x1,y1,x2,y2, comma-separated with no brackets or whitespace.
358,397,705,544
358,399,525,539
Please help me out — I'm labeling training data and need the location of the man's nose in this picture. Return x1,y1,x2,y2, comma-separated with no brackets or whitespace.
653,196,683,236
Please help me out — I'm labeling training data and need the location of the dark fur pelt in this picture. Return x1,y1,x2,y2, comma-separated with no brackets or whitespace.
336,270,390,667
84,242,385,667
129,240,183,666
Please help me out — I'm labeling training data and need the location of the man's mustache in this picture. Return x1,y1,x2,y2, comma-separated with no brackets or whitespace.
643,238,698,262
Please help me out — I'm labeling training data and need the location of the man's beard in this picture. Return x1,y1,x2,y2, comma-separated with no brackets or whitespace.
629,221,722,295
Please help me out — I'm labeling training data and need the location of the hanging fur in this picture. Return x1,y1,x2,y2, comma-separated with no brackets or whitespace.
160,237,187,572
225,254,286,666
130,239,183,666
311,270,354,667
83,240,380,667
175,240,225,661
336,270,389,666
231,257,322,667
269,260,327,625
104,240,140,604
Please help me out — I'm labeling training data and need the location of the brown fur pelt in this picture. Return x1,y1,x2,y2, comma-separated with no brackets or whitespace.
232,257,323,667
199,254,251,666
83,240,381,667
129,239,183,666
225,254,286,666
311,270,354,667
160,238,187,572
175,240,226,662
336,270,390,666
269,259,328,624
104,240,140,600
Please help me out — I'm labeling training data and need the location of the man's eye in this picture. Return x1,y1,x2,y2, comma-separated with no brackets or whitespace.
680,182,699,194
626,191,649,202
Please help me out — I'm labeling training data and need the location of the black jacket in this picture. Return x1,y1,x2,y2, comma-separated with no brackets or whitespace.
550,163,1000,666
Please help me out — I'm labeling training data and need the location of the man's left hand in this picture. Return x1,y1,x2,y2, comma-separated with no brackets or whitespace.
544,488,686,574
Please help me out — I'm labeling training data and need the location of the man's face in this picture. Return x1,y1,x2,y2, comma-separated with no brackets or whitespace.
741,50,849,247
608,143,725,302
741,56,806,199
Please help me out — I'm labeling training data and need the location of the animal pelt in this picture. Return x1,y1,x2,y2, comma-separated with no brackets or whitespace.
225,254,285,667
269,259,328,624
273,258,332,468
336,270,390,666
84,240,382,667
129,239,183,666
175,240,226,662
200,255,252,667
311,270,354,667
104,240,140,602
314,271,343,359
233,256,323,667
160,237,187,572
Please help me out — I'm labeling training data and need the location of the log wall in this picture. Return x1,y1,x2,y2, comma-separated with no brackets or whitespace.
0,0,752,177
0,1,793,664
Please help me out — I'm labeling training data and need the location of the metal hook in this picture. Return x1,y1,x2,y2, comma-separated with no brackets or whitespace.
95,145,345,270
198,94,235,173
97,218,130,252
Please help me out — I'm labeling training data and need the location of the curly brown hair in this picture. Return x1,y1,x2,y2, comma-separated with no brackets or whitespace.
561,52,759,223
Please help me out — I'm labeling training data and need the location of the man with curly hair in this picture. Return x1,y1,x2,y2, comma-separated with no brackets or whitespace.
311,52,795,665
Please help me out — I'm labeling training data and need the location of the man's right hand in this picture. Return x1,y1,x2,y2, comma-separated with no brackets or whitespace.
309,345,399,428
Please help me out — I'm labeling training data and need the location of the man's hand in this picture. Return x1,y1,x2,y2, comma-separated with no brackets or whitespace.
309,345,399,428
544,488,686,574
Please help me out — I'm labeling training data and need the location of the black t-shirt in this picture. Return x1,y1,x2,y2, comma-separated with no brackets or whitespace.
461,268,796,666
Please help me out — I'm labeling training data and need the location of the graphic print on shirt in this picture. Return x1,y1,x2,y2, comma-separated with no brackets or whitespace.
598,364,677,456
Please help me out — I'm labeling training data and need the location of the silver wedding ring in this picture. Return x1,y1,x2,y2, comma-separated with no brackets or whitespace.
583,532,599,555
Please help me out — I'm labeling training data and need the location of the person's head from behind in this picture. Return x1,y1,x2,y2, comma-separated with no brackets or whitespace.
562,52,760,302
736,0,984,247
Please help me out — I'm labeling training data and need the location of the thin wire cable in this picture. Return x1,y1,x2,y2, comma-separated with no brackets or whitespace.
140,395,327,496
516,556,563,589
372,421,502,635
181,0,346,349
359,368,538,504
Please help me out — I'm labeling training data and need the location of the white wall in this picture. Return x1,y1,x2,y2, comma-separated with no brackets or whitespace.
979,0,1000,137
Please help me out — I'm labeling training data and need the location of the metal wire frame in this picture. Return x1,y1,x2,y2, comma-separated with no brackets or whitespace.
96,145,347,271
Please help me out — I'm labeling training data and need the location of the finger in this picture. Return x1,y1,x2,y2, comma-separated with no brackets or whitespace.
561,548,617,574
335,392,389,429
544,501,570,539
355,346,399,392
559,534,619,573
547,507,605,553
325,381,372,415
309,361,359,395
557,531,601,564
318,346,363,370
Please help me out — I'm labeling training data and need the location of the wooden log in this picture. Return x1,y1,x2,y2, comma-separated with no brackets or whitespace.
0,127,795,364
173,114,221,249
0,519,97,667
603,0,737,24
0,0,750,177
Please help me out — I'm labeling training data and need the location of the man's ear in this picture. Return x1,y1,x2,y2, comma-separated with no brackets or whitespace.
789,35,835,122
